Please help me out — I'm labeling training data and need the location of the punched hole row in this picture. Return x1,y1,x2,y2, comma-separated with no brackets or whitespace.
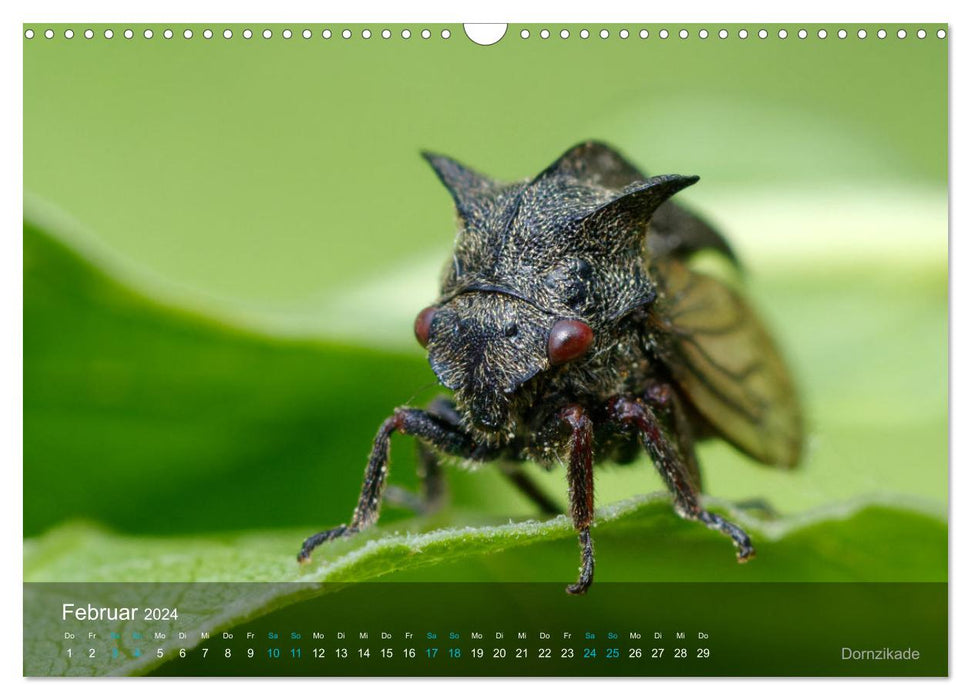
24,27,453,40
24,26,946,41
519,27,945,40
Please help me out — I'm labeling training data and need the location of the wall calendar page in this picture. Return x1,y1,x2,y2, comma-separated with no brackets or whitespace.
22,18,948,680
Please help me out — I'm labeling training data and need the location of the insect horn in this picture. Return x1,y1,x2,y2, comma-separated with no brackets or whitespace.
579,174,700,235
421,151,501,224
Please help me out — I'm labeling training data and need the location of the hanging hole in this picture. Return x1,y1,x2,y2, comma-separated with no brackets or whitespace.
463,23,507,46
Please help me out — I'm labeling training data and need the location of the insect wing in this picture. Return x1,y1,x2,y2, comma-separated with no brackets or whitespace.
651,258,802,468
649,203,741,268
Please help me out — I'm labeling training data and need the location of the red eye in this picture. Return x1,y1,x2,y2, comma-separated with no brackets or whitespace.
548,319,594,365
414,306,437,348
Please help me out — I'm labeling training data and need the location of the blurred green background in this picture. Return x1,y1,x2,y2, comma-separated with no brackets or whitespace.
24,25,947,577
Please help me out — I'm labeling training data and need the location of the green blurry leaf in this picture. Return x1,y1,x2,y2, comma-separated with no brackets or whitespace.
23,200,437,536
23,494,945,675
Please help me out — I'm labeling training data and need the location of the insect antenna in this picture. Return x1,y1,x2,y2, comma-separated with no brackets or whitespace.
403,379,444,407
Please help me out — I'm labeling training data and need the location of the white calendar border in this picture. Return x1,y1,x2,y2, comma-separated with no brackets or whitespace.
4,0,964,698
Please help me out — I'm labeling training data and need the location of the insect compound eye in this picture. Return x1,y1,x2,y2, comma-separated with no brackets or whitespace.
414,306,437,348
547,319,594,366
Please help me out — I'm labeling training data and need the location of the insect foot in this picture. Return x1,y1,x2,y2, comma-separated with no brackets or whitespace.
297,524,359,563
697,510,755,562
565,528,595,596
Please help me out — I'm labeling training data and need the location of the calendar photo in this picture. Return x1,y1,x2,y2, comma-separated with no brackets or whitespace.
22,21,948,677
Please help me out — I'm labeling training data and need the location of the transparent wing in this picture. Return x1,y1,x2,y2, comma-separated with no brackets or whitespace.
650,258,803,468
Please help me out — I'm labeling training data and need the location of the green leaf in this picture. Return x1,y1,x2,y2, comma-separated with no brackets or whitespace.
25,494,946,584
23,199,438,537
24,494,945,675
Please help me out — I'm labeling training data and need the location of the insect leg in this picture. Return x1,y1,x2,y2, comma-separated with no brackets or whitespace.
414,442,446,509
498,464,561,515
410,397,560,515
385,396,456,513
559,405,596,595
644,382,703,492
382,441,445,514
298,406,488,563
606,395,754,562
